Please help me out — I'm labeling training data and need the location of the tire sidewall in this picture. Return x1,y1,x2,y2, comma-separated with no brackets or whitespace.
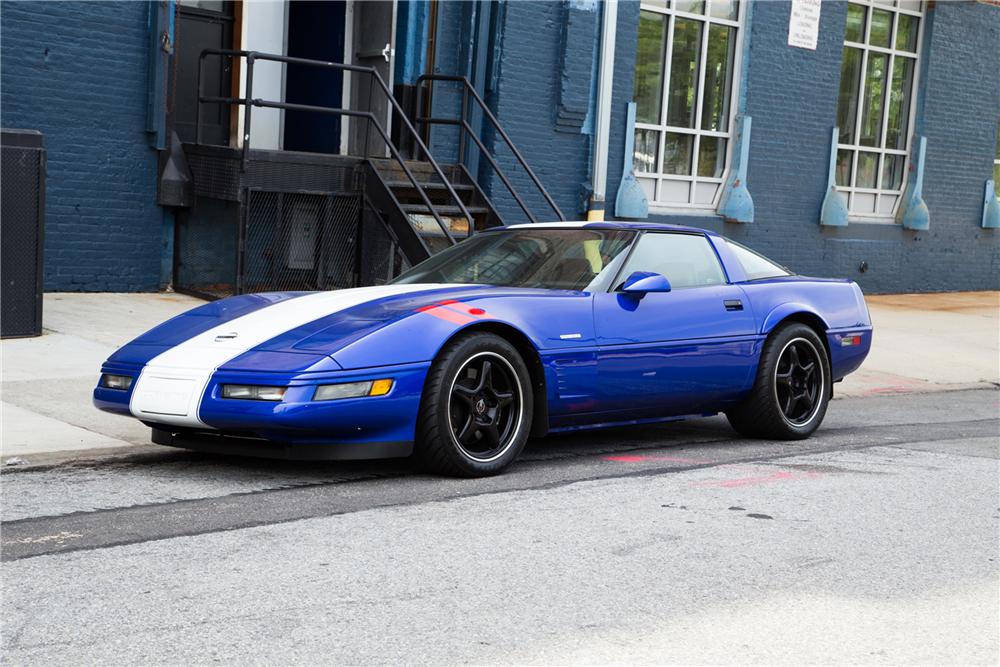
424,333,534,475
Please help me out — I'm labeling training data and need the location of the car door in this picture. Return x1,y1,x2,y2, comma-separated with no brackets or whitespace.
593,232,757,417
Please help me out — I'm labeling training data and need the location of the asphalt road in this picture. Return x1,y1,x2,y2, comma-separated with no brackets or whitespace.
2,389,998,665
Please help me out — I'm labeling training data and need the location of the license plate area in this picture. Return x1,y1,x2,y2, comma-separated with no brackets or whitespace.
134,376,197,416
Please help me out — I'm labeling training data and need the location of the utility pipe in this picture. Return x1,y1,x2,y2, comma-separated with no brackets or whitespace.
588,0,617,221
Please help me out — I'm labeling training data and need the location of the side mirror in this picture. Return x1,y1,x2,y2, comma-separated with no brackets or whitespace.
621,271,672,294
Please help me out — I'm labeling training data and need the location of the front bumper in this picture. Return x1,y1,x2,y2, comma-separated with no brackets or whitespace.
151,427,412,460
94,361,431,454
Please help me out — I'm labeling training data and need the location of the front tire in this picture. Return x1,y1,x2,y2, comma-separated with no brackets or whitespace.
726,322,831,440
416,332,533,477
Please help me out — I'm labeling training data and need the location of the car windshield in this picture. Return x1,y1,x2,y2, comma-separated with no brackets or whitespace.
392,228,636,291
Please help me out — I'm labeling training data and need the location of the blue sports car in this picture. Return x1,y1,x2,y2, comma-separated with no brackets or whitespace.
94,222,872,476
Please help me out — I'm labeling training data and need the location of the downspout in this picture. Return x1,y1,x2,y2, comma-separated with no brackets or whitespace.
588,0,617,221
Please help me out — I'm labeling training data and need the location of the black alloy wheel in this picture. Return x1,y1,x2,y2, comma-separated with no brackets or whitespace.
416,332,534,476
726,322,831,440
449,352,521,462
774,338,823,426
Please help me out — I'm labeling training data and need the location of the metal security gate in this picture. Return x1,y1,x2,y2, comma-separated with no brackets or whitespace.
240,190,361,294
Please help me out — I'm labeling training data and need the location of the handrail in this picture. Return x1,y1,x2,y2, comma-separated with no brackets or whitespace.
415,74,566,223
194,49,472,243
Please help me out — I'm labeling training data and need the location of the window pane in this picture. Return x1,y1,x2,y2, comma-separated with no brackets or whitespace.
633,130,659,173
881,153,904,190
895,13,919,52
663,132,694,174
885,56,915,150
660,179,690,202
701,24,736,131
869,9,892,47
620,233,726,289
994,163,999,198
694,182,720,204
836,149,854,187
697,136,727,177
634,11,667,124
725,240,790,280
674,0,706,14
709,0,739,21
837,47,864,143
845,4,867,43
857,152,878,188
859,53,887,147
667,18,703,128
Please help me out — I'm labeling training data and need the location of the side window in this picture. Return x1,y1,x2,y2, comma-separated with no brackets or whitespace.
619,233,726,289
725,239,790,280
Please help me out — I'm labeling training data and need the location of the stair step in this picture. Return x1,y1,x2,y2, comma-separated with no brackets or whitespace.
409,214,471,237
386,181,473,191
402,204,488,216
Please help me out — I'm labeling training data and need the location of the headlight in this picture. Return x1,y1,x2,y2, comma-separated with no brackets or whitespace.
100,374,133,391
313,379,393,401
221,385,287,401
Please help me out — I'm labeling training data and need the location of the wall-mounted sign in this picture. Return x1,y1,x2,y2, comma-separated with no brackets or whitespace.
788,0,822,50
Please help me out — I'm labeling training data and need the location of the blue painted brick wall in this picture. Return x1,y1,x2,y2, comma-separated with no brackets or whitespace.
477,0,597,224
606,0,1000,293
1,1,163,292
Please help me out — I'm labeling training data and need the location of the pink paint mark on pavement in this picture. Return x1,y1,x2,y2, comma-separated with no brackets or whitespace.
603,454,712,464
694,470,820,488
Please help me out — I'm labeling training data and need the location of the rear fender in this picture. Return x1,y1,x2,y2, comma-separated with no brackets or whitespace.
760,303,831,336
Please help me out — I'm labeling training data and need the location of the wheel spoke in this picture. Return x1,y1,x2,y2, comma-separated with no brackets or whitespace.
798,390,814,412
455,414,476,444
477,360,493,393
789,345,801,369
493,389,514,407
452,383,476,406
800,361,815,379
782,391,794,415
479,421,500,448
775,370,793,387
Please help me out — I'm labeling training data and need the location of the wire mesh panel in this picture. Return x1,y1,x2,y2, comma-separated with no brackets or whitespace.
174,196,239,299
241,190,363,294
358,204,410,286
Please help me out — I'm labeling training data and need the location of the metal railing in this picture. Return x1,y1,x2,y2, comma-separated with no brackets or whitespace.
415,74,565,224
194,49,473,244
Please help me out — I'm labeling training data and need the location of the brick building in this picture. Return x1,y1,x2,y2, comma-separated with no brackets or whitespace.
2,0,998,294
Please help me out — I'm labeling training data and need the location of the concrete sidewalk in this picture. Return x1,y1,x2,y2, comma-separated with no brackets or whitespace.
2,290,997,466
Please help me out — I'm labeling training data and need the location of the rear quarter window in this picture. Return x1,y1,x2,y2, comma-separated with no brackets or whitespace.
725,240,791,281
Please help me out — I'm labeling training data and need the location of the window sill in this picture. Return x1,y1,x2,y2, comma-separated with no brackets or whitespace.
646,205,724,220
846,214,900,226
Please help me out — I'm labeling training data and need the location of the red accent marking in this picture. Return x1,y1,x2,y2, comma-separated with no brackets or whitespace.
694,470,819,488
603,454,712,464
416,300,485,323
417,305,476,325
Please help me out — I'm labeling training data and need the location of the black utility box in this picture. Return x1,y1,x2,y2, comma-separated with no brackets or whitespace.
1,129,46,338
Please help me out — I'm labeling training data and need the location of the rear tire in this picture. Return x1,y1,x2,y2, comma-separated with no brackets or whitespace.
726,322,831,440
416,332,533,477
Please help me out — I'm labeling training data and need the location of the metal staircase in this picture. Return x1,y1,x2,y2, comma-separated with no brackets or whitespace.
176,50,562,297
365,159,502,259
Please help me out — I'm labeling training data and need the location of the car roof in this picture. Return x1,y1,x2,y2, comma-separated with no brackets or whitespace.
501,220,718,235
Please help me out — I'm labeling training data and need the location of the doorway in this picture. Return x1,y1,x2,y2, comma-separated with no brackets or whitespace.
174,0,236,145
283,1,346,154
347,0,397,156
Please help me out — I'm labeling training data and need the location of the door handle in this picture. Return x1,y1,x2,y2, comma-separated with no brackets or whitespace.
724,299,743,311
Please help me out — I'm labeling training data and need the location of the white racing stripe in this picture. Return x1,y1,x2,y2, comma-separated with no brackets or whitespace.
129,284,462,428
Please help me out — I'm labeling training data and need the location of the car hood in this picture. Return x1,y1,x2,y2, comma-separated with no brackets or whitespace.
109,283,589,372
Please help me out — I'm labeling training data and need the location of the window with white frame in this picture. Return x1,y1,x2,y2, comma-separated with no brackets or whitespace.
835,0,924,219
632,0,742,209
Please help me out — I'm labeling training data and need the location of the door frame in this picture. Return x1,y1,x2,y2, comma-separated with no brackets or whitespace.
341,0,397,156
